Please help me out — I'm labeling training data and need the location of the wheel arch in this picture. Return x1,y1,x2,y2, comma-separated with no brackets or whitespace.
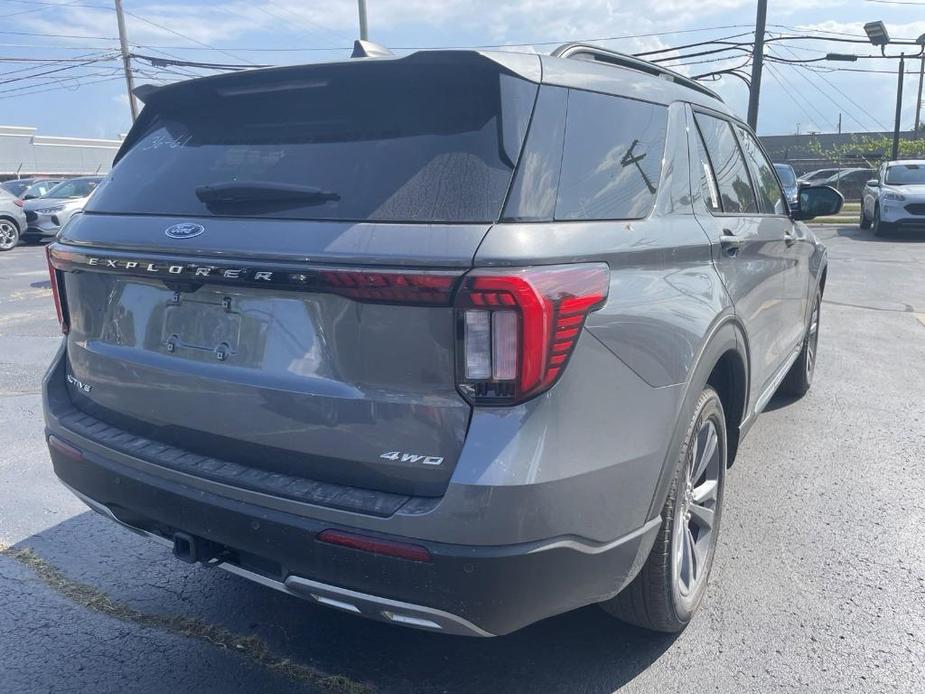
0,214,21,232
645,316,749,521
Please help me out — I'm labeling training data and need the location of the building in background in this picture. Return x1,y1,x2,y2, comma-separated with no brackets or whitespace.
0,126,122,181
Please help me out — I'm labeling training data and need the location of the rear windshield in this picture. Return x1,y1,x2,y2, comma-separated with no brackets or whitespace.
89,58,537,223
1,180,28,197
885,164,925,186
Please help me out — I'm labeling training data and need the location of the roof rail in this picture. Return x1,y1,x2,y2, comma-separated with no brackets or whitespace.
551,43,723,103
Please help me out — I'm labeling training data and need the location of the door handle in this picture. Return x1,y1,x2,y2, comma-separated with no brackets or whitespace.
719,228,742,254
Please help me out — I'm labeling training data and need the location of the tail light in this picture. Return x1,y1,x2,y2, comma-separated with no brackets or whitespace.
454,263,609,404
13,198,23,208
45,245,69,334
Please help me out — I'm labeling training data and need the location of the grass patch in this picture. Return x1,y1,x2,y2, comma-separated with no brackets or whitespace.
0,544,373,694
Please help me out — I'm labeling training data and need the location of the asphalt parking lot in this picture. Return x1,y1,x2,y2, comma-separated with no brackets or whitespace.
1,225,923,694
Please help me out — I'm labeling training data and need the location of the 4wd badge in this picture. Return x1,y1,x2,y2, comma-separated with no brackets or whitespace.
379,451,444,466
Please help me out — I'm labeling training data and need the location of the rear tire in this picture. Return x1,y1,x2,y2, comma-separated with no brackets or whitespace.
780,288,821,397
601,387,726,632
0,219,19,251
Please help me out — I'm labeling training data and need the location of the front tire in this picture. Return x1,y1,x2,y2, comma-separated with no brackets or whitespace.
601,387,726,632
872,205,891,236
859,206,871,229
780,288,821,397
0,219,19,251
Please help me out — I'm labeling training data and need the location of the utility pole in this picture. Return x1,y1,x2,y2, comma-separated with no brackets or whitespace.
746,0,767,130
892,54,905,159
357,0,368,41
837,113,842,134
114,0,138,121
915,55,924,137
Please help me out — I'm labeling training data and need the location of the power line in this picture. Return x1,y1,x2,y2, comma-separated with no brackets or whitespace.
0,52,117,85
120,8,258,65
772,60,871,132
0,74,122,99
773,44,889,130
763,61,830,132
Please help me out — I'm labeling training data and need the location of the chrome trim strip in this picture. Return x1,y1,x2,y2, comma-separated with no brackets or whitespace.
526,516,660,555
61,482,495,637
283,575,494,637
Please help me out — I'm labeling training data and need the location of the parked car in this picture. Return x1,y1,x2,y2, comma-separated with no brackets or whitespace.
0,177,64,200
22,176,102,243
818,168,876,201
861,159,925,235
0,188,27,251
43,44,837,637
773,163,799,205
797,168,841,186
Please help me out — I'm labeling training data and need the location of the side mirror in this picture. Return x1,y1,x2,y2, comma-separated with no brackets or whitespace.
792,185,844,221
866,178,879,187
23,193,36,200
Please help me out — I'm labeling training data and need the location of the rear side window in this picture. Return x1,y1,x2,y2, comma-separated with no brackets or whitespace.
694,113,757,214
736,126,786,215
89,58,537,223
692,126,721,213
555,91,667,220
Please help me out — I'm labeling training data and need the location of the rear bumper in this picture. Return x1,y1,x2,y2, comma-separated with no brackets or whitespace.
23,224,59,238
43,347,661,636
48,430,657,636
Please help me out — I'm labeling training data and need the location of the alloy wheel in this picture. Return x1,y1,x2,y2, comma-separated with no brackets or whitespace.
672,416,722,609
0,221,18,250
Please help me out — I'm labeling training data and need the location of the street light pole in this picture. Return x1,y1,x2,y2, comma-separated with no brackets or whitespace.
746,0,767,130
892,54,905,159
915,55,924,137
357,0,368,41
114,0,138,121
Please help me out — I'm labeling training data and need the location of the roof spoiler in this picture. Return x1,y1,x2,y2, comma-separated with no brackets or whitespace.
132,83,159,103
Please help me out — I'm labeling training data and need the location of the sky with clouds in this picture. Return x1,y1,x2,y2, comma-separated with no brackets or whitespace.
1,0,924,139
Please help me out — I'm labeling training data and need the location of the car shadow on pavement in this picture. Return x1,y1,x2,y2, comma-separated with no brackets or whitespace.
4,510,679,694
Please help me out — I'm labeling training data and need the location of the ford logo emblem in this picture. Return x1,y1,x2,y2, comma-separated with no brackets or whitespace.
164,222,205,239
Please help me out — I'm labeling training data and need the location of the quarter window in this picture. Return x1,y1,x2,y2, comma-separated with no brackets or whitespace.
555,90,668,221
694,113,758,214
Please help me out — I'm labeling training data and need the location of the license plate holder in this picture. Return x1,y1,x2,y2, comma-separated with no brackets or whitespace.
162,295,242,361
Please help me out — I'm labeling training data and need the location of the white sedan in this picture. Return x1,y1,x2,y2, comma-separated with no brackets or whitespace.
861,160,925,235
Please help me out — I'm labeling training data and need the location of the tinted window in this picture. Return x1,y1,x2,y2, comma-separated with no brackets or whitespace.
45,179,100,199
773,163,796,187
739,127,786,214
884,165,924,185
693,127,721,213
555,91,667,220
502,86,568,222
1,180,29,197
694,113,757,214
90,59,537,223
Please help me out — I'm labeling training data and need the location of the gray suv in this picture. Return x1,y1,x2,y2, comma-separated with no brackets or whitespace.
42,44,839,636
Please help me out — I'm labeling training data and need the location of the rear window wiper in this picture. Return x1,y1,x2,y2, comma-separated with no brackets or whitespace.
194,181,340,205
